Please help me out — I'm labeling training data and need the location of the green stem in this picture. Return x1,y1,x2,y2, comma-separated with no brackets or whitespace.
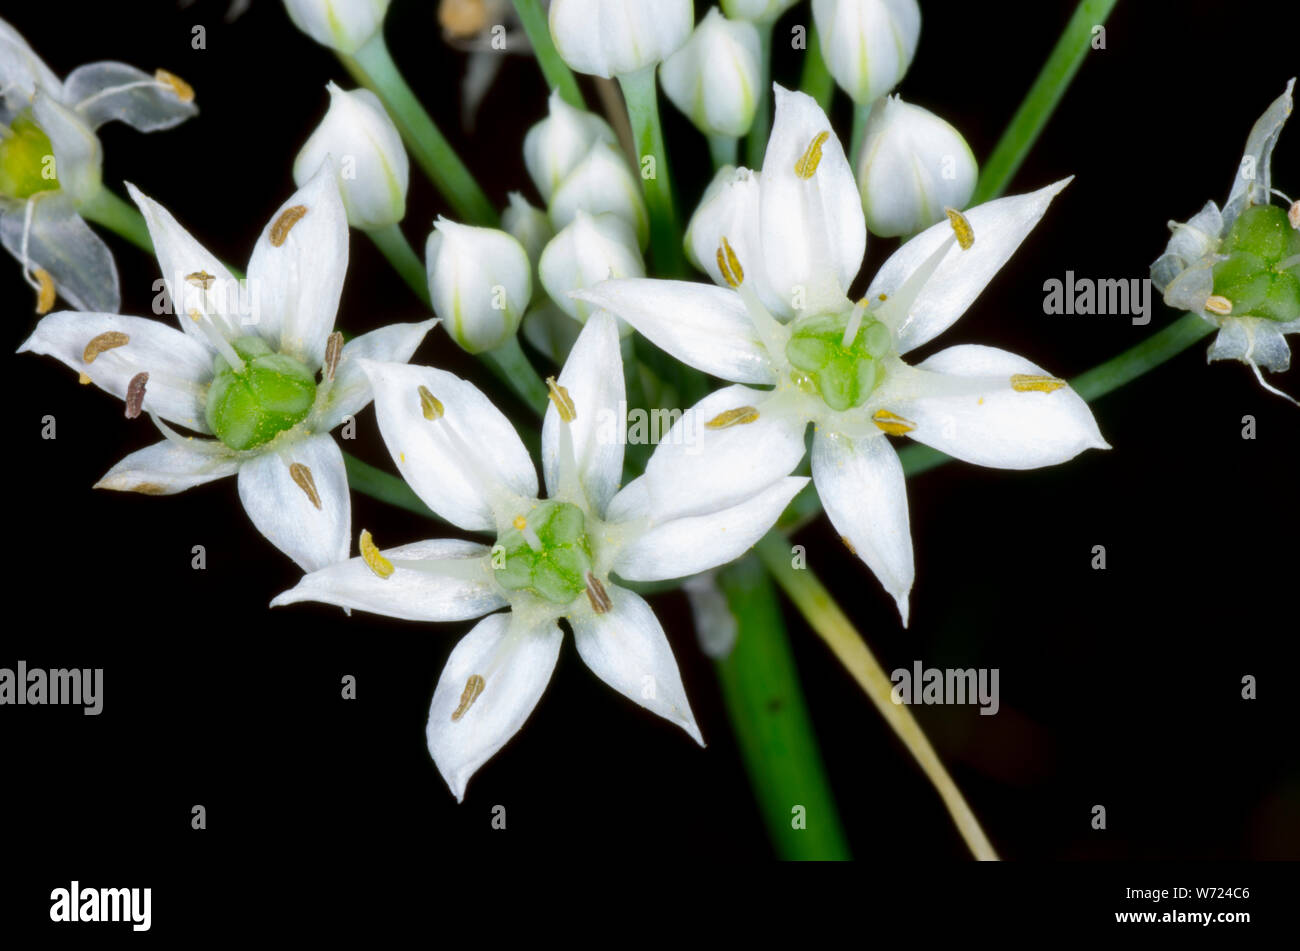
972,0,1120,204
744,21,775,168
716,556,851,860
618,65,686,276
848,102,872,171
510,0,585,109
366,223,429,305
799,25,835,112
80,187,153,254
482,335,550,414
339,35,497,226
708,133,739,172
342,452,433,518
754,532,998,861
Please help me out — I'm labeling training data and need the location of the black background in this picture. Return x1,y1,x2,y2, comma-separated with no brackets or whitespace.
2,0,1297,934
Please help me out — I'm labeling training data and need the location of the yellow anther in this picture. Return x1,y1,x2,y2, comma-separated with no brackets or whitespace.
289,462,322,510
546,376,576,421
418,385,444,420
78,372,92,385
716,236,744,288
269,205,308,247
451,674,486,721
872,409,916,435
513,515,528,531
34,268,55,314
945,207,975,250
585,573,613,615
82,331,129,363
154,69,195,103
794,131,830,179
188,308,202,322
1204,294,1233,316
1010,374,1066,393
186,270,215,289
359,529,395,579
705,406,760,429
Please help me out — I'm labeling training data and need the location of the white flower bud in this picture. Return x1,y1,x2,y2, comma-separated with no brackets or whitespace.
660,8,762,139
539,211,644,326
720,0,798,23
501,192,554,274
426,217,531,354
282,0,391,55
293,83,409,230
523,90,618,203
811,0,920,105
548,140,650,250
856,95,977,238
548,0,694,78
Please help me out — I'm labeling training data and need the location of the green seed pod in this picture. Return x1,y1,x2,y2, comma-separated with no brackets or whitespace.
494,501,594,605
785,311,891,412
1212,205,1300,323
0,113,59,200
205,336,318,450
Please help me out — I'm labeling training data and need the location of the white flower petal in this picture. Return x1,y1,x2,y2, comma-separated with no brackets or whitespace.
236,432,350,572
270,538,505,621
94,438,238,495
866,178,1071,354
614,476,808,581
313,318,437,432
1208,318,1293,373
0,19,62,102
570,585,703,744
19,311,213,432
63,61,198,132
32,92,101,204
811,429,913,624
574,278,776,384
427,612,564,802
1225,78,1295,225
360,360,538,532
1,194,120,313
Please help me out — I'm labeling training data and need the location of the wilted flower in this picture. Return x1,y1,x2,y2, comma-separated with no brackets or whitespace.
811,0,920,105
660,8,762,139
426,216,531,354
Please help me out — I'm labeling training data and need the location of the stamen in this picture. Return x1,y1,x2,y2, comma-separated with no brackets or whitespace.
417,385,444,420
585,573,613,614
874,234,958,332
841,535,858,555
324,331,344,381
190,309,246,372
78,372,91,385
154,69,195,102
1010,374,1066,393
945,207,975,250
269,205,308,247
706,406,760,429
1247,360,1300,407
450,674,486,722
546,376,576,421
513,515,543,552
289,462,322,509
83,331,129,363
842,297,869,348
186,270,215,290
125,372,148,419
872,409,916,435
1204,295,1233,316
34,268,55,314
794,131,830,179
716,236,744,288
359,529,395,579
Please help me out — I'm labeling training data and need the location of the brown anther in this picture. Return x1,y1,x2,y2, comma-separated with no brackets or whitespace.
289,462,322,510
451,674,486,721
82,331,129,363
439,0,489,38
872,409,916,435
794,131,830,179
546,377,576,422
705,406,760,429
841,535,858,555
34,268,55,314
125,372,148,419
1204,294,1233,316
716,236,744,288
1289,200,1300,230
585,573,613,615
154,69,195,103
945,207,975,250
1009,374,1066,394
418,385,444,420
324,331,344,381
269,205,308,247
185,270,215,289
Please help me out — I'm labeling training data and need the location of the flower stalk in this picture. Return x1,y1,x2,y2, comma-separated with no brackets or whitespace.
617,65,686,276
510,0,585,109
798,24,835,110
743,21,775,168
79,187,154,255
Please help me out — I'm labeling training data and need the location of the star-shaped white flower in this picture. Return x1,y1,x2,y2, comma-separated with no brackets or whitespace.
577,85,1108,625
0,16,197,312
19,164,436,572
271,312,807,800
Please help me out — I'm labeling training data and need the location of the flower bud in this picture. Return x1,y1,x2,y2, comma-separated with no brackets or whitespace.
720,0,798,21
282,0,391,55
548,0,694,78
549,140,650,250
426,217,531,354
811,0,920,105
523,90,619,203
855,95,977,238
660,8,762,139
539,211,644,325
293,83,409,230
502,191,554,278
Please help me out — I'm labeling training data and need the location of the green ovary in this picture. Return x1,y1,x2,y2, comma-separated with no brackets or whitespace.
205,336,317,450
494,501,594,605
785,311,892,412
0,114,59,200
1211,204,1300,323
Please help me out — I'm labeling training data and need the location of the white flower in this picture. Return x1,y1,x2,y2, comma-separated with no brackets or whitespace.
811,0,920,105
282,0,390,55
539,211,644,325
721,0,798,23
1151,79,1300,404
0,17,197,312
856,95,977,238
577,86,1107,625
18,165,436,572
293,82,408,231
426,217,531,354
548,139,650,250
271,312,807,800
548,0,694,78
523,90,618,204
660,8,762,139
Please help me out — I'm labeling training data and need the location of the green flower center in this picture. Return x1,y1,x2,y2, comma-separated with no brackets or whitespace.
1211,204,1300,323
785,311,892,412
493,501,594,605
205,336,317,450
0,113,59,200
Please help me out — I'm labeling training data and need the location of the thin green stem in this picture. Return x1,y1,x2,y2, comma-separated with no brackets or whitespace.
972,0,1120,204
618,65,686,276
483,335,550,414
340,35,497,226
708,133,739,172
848,102,872,171
744,21,775,169
80,187,153,254
799,25,835,112
366,223,429,305
754,532,998,861
510,0,584,109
